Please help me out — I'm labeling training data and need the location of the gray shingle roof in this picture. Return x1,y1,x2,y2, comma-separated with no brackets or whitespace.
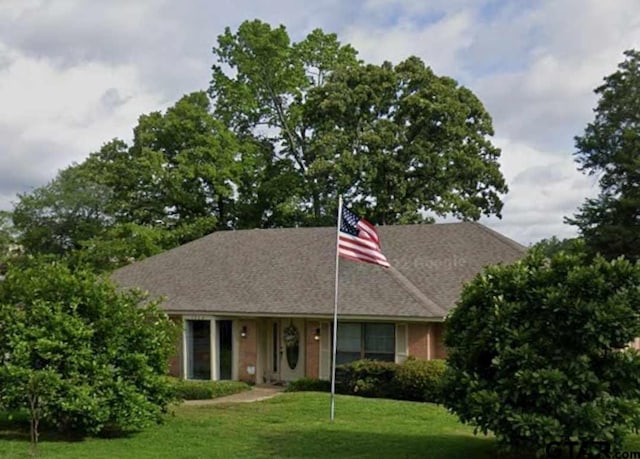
111,222,525,320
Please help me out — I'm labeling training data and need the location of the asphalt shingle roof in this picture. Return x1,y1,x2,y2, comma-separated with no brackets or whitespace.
111,222,525,319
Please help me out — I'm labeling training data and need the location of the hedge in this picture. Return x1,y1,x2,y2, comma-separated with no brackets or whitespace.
288,358,446,403
169,378,251,401
285,377,331,393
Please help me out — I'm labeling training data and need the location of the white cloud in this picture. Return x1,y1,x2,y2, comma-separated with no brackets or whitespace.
0,42,164,199
1,0,639,246
480,138,597,245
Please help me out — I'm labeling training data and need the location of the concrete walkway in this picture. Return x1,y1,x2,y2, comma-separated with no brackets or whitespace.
183,385,285,406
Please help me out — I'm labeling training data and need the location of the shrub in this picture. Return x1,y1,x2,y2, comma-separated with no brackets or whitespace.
0,260,178,444
442,249,640,456
336,360,397,398
392,358,445,403
170,379,250,400
286,378,331,393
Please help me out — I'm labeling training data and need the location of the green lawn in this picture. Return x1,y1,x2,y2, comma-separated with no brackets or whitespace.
1,393,639,459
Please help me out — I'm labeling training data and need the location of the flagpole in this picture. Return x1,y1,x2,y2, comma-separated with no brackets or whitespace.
330,195,343,422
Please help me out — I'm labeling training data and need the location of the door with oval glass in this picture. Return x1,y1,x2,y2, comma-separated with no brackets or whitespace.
279,318,305,382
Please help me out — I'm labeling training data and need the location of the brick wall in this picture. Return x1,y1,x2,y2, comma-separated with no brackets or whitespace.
407,322,448,360
408,323,431,360
238,319,258,383
431,322,447,359
305,320,320,379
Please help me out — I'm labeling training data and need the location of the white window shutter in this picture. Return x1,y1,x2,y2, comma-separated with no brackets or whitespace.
395,323,408,363
319,322,331,380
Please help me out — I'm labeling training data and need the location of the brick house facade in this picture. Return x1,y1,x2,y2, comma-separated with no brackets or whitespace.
113,222,525,383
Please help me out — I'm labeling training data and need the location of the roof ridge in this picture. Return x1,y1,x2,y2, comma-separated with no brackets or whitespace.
470,222,527,253
384,266,448,317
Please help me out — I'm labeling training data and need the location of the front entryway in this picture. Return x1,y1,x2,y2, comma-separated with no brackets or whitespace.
266,318,305,382
280,319,305,381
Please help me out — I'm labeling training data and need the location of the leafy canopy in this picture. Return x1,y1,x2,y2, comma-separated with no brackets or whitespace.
0,260,177,436
210,19,506,226
442,249,640,455
10,19,508,268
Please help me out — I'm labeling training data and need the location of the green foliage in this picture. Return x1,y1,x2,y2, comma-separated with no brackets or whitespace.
306,57,506,223
211,20,506,226
530,236,583,258
442,249,640,455
0,211,18,274
12,92,238,267
12,166,114,256
169,378,250,400
0,260,178,436
392,358,446,403
334,358,445,403
336,360,398,399
285,378,331,393
567,49,640,261
10,20,508,266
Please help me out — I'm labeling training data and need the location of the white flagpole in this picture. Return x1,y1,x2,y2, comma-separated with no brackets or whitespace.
330,195,343,422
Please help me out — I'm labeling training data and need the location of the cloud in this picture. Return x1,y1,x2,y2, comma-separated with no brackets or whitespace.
1,0,639,247
0,42,164,205
479,138,597,244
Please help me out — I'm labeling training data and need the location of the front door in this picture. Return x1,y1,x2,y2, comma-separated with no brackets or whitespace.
279,319,305,382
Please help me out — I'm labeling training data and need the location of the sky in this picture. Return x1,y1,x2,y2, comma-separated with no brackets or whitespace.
1,0,639,245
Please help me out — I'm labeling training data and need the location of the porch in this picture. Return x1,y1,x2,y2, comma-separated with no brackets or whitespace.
171,315,446,384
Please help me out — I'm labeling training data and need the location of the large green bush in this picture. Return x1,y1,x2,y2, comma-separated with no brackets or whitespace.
0,260,177,442
170,378,250,400
336,360,397,398
334,358,445,402
442,249,640,456
392,358,445,403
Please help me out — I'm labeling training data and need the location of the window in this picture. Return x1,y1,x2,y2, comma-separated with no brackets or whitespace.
186,320,211,380
336,323,395,365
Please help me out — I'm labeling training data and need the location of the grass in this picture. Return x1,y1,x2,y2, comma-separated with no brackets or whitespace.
1,393,639,458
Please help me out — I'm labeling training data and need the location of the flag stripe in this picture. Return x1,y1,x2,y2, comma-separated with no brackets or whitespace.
338,249,391,268
338,232,381,252
338,205,390,269
357,220,380,245
339,237,388,262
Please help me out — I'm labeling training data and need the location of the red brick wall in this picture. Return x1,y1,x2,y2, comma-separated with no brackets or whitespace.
408,323,430,360
431,322,447,359
238,319,258,383
407,322,447,360
168,315,182,377
305,321,320,379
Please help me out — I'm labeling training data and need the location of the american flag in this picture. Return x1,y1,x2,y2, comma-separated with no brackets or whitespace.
338,206,390,268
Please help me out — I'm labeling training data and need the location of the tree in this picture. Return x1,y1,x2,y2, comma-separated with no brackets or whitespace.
0,260,177,441
567,49,640,261
12,165,114,256
210,20,360,226
0,210,18,273
530,235,581,258
12,92,235,266
210,20,507,226
442,249,640,455
305,57,506,223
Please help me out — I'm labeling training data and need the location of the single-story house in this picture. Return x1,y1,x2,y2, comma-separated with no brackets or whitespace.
111,222,525,384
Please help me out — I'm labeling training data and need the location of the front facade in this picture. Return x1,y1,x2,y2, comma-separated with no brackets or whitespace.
113,222,525,384
171,316,448,384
